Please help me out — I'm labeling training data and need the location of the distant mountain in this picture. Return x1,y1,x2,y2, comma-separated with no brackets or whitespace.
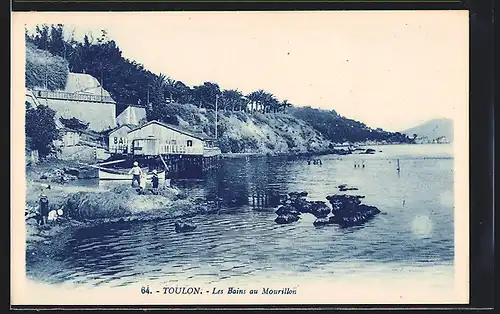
402,118,454,143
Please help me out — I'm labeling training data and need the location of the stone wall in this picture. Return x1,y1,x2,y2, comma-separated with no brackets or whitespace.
40,98,116,132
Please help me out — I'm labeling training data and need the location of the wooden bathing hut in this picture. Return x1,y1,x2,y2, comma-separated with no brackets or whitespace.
125,120,221,178
107,124,134,156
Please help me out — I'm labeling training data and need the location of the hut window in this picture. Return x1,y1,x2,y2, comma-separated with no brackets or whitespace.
187,140,193,147
171,140,176,145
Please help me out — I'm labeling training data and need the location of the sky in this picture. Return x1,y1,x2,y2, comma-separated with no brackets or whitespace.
19,11,469,132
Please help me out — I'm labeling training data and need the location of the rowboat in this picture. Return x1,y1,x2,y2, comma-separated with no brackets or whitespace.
99,168,166,181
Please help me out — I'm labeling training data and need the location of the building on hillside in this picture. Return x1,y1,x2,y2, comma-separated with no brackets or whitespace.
116,104,147,127
126,120,221,157
433,136,451,144
54,127,81,148
107,124,134,155
31,72,117,132
246,100,264,113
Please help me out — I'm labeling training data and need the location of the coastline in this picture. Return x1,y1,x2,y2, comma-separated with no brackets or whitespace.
23,141,412,283
24,159,218,283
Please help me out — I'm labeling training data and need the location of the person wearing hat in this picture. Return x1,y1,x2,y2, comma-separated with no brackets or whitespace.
151,169,160,195
128,161,143,187
38,194,49,226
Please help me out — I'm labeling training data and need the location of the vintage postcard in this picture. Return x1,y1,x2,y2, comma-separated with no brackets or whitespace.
11,11,469,306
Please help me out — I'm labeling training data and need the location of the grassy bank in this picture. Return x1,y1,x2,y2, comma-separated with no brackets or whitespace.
25,42,69,91
24,157,218,284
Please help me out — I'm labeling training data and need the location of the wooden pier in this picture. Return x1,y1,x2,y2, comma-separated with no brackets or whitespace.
106,120,222,179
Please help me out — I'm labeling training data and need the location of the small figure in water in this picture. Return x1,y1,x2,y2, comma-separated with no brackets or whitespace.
151,169,159,195
402,200,406,207
362,161,365,168
317,159,322,165
307,160,312,165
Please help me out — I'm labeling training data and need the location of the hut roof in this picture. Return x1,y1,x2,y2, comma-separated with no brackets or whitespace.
106,124,135,135
128,120,214,141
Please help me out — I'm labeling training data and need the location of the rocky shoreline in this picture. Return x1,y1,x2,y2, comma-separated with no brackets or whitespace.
274,187,381,227
24,179,222,283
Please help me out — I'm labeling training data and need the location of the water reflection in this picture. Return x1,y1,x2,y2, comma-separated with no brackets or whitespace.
42,145,455,287
176,156,289,210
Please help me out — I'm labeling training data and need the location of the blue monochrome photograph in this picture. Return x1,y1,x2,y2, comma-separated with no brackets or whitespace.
14,11,469,305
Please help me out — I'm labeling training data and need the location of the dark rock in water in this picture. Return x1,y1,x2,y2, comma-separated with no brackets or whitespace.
361,148,376,154
175,220,197,233
275,205,300,216
280,191,312,213
338,184,359,192
357,204,381,216
288,191,308,199
327,194,364,212
313,217,333,226
293,199,312,213
325,194,381,227
309,201,331,218
275,214,300,224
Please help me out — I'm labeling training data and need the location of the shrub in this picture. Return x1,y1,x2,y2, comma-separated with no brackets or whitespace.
25,42,69,90
25,103,60,157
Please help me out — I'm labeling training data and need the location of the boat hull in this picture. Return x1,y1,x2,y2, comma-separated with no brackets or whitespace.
99,169,166,181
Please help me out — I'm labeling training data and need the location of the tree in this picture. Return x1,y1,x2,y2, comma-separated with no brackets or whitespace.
59,117,90,131
280,99,292,113
49,24,65,58
164,76,177,103
174,81,193,104
33,24,50,51
192,82,221,109
246,90,266,113
25,103,60,157
221,89,244,111
146,73,167,120
262,93,279,113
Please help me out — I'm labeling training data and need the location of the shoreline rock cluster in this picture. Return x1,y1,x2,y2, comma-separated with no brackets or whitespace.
38,166,98,184
274,187,381,228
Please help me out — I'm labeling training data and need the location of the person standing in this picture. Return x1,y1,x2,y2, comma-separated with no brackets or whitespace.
128,161,142,187
151,169,159,195
139,172,147,194
38,194,49,226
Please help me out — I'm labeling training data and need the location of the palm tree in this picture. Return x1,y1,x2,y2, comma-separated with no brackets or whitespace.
155,73,168,91
240,96,249,112
164,76,177,103
263,93,279,113
247,90,267,113
222,89,244,111
280,99,292,113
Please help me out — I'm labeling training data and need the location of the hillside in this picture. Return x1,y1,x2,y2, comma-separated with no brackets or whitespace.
25,42,69,91
402,118,453,143
289,106,411,144
25,24,413,156
153,103,333,154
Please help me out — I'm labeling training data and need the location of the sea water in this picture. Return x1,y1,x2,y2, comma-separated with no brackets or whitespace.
30,144,456,298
